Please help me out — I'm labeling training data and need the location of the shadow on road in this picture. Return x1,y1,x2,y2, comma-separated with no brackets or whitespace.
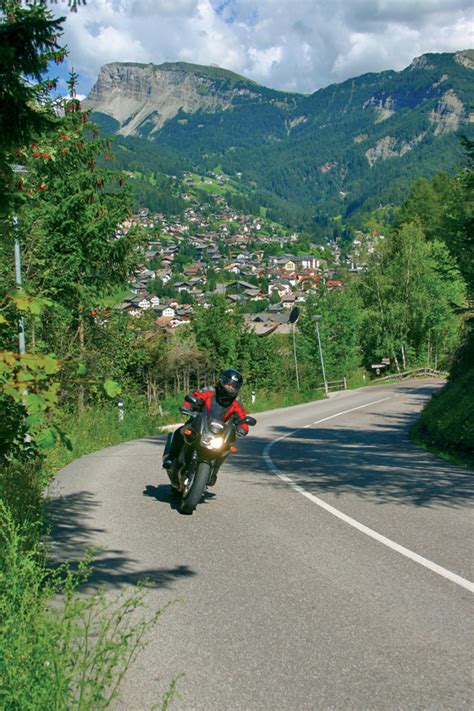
47,490,196,589
143,483,217,512
144,483,181,510
228,391,474,509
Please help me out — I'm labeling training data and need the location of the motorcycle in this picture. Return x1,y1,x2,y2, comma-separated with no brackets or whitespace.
163,394,257,514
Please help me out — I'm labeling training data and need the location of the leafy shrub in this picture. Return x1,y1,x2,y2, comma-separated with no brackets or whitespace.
412,324,474,464
47,399,163,472
0,502,171,710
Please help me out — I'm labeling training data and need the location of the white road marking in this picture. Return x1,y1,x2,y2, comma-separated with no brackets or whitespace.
263,396,474,593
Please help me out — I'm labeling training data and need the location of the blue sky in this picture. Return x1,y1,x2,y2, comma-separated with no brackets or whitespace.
50,0,473,98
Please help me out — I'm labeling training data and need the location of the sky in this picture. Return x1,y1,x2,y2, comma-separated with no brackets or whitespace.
53,0,474,98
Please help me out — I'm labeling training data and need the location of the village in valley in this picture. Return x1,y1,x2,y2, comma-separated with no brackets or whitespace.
114,171,380,335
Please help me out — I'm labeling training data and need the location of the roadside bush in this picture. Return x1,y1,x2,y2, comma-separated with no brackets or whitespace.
0,502,170,710
0,460,44,527
412,323,474,465
47,398,164,472
242,385,324,413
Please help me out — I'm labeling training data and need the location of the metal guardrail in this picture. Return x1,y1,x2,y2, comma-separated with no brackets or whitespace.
314,377,347,393
374,367,448,382
326,378,348,391
314,369,447,393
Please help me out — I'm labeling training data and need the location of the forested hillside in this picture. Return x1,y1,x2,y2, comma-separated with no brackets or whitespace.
89,51,474,228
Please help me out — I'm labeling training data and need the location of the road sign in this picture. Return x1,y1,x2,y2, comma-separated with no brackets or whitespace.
371,363,385,375
288,306,300,324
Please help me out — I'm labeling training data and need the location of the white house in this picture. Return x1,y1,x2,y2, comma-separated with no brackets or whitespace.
297,256,320,270
161,306,176,318
281,294,296,309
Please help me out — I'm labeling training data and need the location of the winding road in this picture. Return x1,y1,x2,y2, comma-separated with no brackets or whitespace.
49,380,473,710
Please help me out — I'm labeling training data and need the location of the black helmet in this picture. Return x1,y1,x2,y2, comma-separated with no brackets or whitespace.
216,368,243,406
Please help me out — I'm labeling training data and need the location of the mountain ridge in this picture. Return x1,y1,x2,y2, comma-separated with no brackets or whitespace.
83,59,296,136
84,50,474,226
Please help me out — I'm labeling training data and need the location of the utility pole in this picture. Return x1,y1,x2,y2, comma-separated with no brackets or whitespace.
11,165,28,355
312,314,328,397
13,211,26,355
292,321,300,391
289,306,300,392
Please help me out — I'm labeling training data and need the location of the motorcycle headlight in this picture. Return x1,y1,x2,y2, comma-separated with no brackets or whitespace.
207,436,224,450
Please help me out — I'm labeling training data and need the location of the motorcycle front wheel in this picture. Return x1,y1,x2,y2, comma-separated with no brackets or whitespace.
178,461,210,515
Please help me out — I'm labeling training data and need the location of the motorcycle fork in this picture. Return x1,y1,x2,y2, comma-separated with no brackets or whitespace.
178,448,197,489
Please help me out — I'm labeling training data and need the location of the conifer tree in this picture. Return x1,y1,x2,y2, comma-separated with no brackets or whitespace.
0,0,66,212
15,74,142,407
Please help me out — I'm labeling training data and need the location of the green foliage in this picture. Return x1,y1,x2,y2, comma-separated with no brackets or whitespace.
0,0,66,212
47,398,163,472
192,295,245,372
0,292,127,462
100,51,474,230
0,460,44,535
299,284,364,383
358,222,465,371
445,136,474,298
395,143,474,299
129,173,186,216
395,173,454,240
242,332,288,391
0,292,63,461
103,379,121,398
0,500,168,711
412,324,474,464
16,97,139,314
408,137,474,465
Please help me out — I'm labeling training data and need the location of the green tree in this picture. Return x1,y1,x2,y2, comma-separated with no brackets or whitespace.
192,295,244,373
14,78,141,407
299,284,363,384
0,0,65,212
243,331,286,390
395,173,454,242
359,222,465,371
444,137,474,298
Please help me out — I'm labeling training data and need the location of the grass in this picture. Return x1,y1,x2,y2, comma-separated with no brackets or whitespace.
97,288,134,309
242,385,325,414
411,370,474,469
410,328,474,470
0,499,170,710
0,403,182,709
47,398,166,473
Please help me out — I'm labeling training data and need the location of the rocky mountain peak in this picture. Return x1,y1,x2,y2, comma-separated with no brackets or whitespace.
82,61,279,137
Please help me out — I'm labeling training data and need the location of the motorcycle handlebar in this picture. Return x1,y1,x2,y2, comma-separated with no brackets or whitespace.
179,405,195,415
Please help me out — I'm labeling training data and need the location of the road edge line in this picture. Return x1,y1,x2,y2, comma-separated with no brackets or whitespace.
263,397,474,594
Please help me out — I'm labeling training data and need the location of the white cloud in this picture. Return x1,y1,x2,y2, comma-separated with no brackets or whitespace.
57,0,474,96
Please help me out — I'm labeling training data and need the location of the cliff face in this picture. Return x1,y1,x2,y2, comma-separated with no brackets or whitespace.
84,52,473,144
83,61,290,136
84,52,474,222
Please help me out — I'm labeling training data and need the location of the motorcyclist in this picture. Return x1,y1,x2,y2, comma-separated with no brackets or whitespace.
163,368,249,483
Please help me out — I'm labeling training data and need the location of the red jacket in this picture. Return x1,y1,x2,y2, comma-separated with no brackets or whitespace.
181,388,249,434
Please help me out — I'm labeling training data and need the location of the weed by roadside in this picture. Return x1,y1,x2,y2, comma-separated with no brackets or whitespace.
46,399,164,473
0,500,175,710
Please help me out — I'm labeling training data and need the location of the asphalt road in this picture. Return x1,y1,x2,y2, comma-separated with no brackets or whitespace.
49,380,473,710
